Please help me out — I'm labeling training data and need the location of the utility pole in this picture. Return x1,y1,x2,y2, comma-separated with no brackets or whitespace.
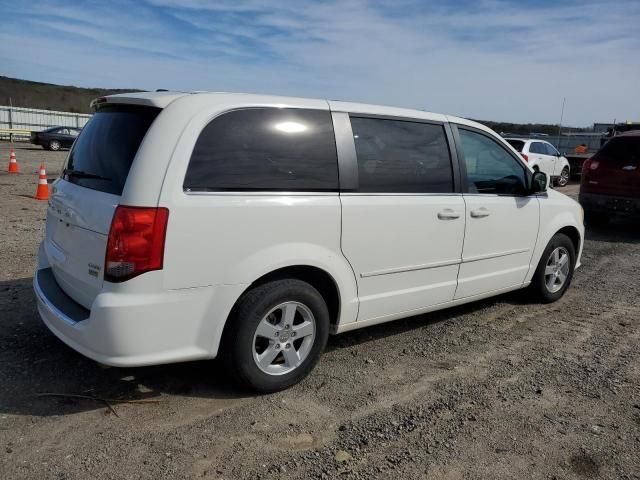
558,97,565,137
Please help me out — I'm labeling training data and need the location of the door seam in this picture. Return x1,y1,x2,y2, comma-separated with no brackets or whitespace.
453,196,468,299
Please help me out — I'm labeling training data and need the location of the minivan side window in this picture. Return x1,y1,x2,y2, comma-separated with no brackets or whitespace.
349,117,453,193
458,128,527,195
184,108,338,192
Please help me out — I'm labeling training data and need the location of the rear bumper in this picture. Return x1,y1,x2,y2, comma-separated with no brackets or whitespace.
34,265,246,367
579,192,640,218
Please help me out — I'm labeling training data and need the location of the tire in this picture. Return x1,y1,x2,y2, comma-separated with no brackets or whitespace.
584,210,609,227
222,279,330,393
49,140,61,151
530,233,576,303
555,167,570,187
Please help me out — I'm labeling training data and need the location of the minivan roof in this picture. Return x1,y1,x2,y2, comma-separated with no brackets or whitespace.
93,91,490,133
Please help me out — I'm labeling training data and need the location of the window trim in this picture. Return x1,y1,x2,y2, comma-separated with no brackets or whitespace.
451,124,533,196
338,113,460,195
183,106,341,193
332,112,358,192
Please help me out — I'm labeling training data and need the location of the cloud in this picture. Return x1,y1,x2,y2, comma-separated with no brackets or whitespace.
1,0,639,125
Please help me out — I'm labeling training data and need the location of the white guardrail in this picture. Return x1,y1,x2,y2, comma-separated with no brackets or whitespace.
0,105,92,141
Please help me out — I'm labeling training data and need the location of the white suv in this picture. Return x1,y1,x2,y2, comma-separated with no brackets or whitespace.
504,138,571,187
34,92,584,392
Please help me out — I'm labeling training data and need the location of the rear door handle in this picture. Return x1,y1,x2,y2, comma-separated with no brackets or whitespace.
470,208,490,218
437,209,461,220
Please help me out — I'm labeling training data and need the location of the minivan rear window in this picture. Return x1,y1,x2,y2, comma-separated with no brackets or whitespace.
64,105,160,195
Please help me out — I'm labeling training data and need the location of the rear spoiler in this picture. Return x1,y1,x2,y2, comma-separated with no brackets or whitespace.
90,91,189,111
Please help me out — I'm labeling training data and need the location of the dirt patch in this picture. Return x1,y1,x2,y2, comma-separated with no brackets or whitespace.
1,141,639,479
570,453,601,477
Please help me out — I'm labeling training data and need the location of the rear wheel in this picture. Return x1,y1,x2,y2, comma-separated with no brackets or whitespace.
556,166,570,187
49,140,61,151
530,233,576,303
222,279,329,393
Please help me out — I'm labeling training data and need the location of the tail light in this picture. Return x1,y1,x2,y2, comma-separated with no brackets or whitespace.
105,206,169,282
521,153,529,162
583,159,599,174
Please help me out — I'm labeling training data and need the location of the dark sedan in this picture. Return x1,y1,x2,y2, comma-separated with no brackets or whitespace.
31,126,82,151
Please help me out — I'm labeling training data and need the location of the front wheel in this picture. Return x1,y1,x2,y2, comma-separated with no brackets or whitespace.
49,140,61,151
555,166,570,187
222,279,329,393
530,233,576,303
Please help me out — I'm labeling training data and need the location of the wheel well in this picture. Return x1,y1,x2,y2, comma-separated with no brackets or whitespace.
557,226,581,255
241,266,341,326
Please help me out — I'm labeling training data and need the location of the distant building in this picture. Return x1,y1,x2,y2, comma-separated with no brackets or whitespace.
593,123,614,134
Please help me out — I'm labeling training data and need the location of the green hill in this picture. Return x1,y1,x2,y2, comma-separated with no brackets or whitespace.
0,76,142,113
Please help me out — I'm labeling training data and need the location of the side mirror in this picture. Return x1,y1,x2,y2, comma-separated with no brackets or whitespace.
531,171,548,194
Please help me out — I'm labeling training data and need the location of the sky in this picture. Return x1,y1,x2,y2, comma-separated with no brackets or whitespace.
1,0,639,126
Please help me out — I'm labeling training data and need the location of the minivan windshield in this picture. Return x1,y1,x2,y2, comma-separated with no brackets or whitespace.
64,105,160,195
505,139,525,152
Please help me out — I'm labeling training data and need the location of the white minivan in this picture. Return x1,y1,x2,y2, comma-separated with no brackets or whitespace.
34,92,584,392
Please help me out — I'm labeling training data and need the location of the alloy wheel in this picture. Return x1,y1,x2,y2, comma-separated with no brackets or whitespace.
252,301,316,376
557,167,570,187
544,246,570,293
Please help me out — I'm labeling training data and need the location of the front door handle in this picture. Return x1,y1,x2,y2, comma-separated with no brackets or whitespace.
437,209,461,220
470,208,491,218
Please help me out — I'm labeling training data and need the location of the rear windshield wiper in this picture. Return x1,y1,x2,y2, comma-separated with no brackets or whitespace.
63,168,112,181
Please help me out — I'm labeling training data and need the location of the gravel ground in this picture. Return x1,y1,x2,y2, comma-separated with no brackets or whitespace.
1,141,639,479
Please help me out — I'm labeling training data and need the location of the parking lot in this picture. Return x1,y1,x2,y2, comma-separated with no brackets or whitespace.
0,140,639,479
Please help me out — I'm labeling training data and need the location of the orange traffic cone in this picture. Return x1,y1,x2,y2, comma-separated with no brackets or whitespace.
34,163,49,200
7,147,19,173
